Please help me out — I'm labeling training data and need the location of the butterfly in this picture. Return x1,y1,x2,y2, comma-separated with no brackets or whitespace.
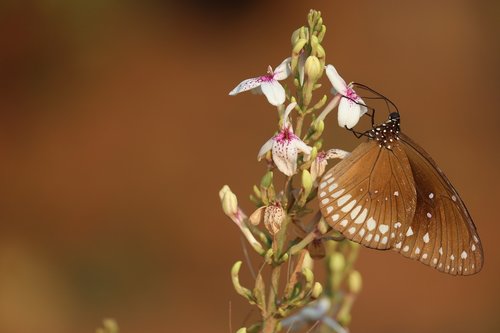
317,85,483,275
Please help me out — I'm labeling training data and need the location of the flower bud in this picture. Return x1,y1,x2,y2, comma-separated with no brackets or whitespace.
329,252,345,273
219,185,238,217
311,282,323,298
301,170,313,197
348,270,362,294
260,171,273,189
291,27,302,45
304,56,322,82
236,328,247,333
264,203,285,235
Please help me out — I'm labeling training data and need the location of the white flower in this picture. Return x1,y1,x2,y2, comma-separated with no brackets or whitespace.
325,64,367,129
229,58,292,106
310,148,351,182
258,103,312,176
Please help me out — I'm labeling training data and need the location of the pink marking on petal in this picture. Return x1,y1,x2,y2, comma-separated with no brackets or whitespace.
274,126,298,144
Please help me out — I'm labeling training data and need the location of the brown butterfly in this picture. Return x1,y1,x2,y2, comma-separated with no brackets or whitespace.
317,90,483,276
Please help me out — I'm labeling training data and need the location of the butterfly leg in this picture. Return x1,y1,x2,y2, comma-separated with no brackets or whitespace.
345,126,367,139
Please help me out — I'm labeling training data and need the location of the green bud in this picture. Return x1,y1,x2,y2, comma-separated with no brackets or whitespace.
236,328,247,333
291,27,302,45
260,171,273,189
312,120,324,140
304,55,322,82
329,252,346,273
313,94,328,111
219,185,238,216
252,185,261,199
301,170,313,197
348,270,363,294
310,146,318,161
311,282,323,298
302,267,314,291
318,25,326,42
318,218,329,234
231,261,254,302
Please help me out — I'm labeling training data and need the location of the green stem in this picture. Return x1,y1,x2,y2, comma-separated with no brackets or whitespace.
295,114,305,138
262,265,281,333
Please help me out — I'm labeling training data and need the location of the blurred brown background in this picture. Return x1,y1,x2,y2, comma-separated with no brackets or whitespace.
0,1,499,332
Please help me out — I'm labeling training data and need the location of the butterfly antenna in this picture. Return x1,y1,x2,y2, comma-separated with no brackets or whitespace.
352,82,399,114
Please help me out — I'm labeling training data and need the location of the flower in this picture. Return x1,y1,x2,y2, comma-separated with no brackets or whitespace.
310,148,350,182
248,202,286,236
258,103,312,176
325,64,367,129
229,58,292,106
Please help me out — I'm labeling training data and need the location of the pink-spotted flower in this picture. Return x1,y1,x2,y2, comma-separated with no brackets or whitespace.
258,102,312,176
229,58,292,106
310,148,350,182
325,64,367,129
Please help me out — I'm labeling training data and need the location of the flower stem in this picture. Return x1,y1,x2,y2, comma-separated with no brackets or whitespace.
295,114,305,138
263,265,281,333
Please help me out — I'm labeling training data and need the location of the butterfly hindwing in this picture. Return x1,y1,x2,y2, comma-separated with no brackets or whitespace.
318,140,417,250
396,133,483,275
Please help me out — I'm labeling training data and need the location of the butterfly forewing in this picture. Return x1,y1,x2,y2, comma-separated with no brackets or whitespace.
396,133,483,275
318,140,417,250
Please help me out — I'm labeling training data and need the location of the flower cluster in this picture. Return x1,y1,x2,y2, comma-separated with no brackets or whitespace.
220,10,363,333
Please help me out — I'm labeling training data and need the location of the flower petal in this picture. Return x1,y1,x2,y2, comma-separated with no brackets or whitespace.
338,97,363,129
325,64,347,94
261,80,286,106
273,57,292,80
257,137,274,160
356,96,368,116
272,141,298,176
294,138,312,155
229,77,263,96
283,102,297,126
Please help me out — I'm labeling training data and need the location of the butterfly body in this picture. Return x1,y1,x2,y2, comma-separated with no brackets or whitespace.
318,113,483,275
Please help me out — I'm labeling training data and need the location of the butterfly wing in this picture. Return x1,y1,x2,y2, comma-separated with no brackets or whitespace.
395,133,484,275
318,140,417,249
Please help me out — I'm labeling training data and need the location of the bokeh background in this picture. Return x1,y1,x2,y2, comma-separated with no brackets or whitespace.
0,1,499,332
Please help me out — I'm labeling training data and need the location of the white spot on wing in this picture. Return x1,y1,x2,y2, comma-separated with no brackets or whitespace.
374,234,380,242
332,189,345,198
321,198,330,205
403,245,410,252
394,222,402,229
328,183,338,192
439,247,443,255
429,193,434,199
395,242,402,249
348,227,356,235
340,219,348,227
415,247,421,255
332,214,339,221
359,228,366,237
461,251,467,259
423,232,430,243
350,205,362,219
426,212,432,218
367,217,376,231
471,244,476,251
320,191,326,198
326,206,333,214
381,236,388,244
452,195,457,202
341,200,357,213
365,233,373,242
337,194,352,206
354,208,368,224
406,227,414,237
422,253,428,260
393,191,399,196
378,224,389,234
